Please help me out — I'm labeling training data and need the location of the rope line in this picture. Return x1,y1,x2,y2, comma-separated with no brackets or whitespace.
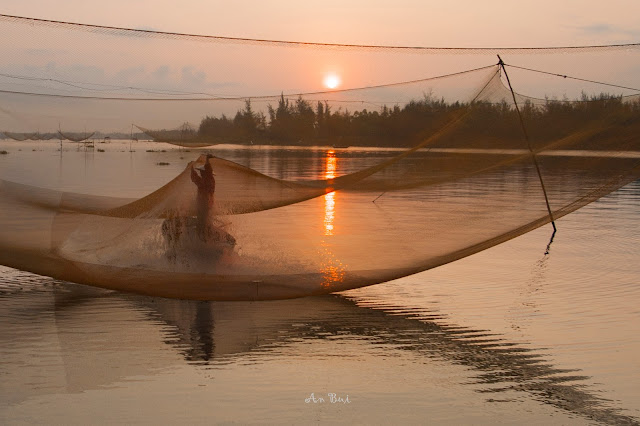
0,72,225,97
0,65,496,101
505,63,640,92
1,13,639,53
498,56,557,233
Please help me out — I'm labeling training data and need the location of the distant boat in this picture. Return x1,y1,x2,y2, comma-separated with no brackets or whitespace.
331,137,350,149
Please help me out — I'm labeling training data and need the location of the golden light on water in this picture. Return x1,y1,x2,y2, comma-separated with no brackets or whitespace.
320,242,346,287
321,149,346,287
323,150,337,236
324,150,337,179
324,192,335,235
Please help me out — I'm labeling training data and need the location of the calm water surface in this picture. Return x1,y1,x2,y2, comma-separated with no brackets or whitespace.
0,140,639,425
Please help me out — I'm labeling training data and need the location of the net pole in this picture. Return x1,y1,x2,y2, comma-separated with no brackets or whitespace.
58,123,62,153
497,55,557,234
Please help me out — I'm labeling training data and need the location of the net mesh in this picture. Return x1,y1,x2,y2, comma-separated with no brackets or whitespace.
0,15,639,300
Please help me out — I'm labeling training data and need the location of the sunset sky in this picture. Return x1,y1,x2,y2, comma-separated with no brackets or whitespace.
3,0,639,48
1,1,639,130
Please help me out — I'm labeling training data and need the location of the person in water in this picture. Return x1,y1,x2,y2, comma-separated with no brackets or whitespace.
191,154,216,240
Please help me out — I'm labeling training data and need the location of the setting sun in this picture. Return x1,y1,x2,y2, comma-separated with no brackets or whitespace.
323,73,341,89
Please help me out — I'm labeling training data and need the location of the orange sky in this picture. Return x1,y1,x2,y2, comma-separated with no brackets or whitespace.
0,1,638,130
2,0,639,48
2,1,639,90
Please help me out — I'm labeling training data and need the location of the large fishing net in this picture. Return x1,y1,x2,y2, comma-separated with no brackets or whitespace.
0,14,639,300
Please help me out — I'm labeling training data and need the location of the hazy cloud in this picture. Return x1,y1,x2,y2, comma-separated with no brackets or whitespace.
152,65,170,81
113,66,146,84
181,66,206,88
580,24,613,34
575,23,640,41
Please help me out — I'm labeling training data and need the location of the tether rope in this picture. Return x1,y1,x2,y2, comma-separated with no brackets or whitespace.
505,63,640,93
499,56,556,233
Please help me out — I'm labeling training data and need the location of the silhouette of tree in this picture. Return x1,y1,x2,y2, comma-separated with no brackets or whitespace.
196,93,638,148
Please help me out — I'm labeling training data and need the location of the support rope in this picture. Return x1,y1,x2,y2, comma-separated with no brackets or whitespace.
505,63,640,93
498,55,557,234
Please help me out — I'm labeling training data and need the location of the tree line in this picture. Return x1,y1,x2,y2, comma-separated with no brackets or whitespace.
196,93,640,148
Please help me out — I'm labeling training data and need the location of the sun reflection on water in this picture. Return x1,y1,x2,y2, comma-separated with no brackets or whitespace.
321,150,346,287
324,192,335,236
324,150,337,236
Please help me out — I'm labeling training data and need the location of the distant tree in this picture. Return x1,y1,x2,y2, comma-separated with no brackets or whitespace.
293,96,315,142
232,99,261,141
196,91,639,148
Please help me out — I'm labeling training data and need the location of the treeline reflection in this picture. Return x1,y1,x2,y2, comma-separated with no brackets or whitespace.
40,284,638,425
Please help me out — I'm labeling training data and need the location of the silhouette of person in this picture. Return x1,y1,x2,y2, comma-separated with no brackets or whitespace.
191,154,216,240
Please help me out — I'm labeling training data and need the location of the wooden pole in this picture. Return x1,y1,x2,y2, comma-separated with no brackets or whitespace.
498,55,557,234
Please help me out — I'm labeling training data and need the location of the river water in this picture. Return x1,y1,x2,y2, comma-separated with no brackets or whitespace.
1,140,639,425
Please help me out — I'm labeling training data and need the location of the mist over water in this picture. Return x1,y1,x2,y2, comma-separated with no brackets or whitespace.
1,140,639,424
